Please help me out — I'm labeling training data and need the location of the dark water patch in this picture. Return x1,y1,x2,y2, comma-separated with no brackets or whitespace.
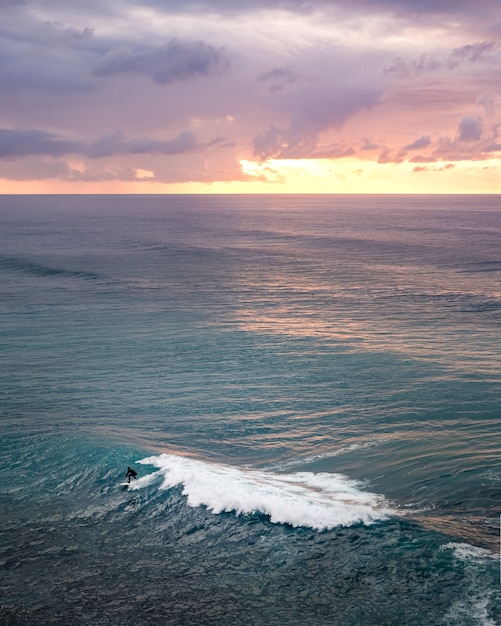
459,261,501,274
1,504,499,625
0,255,100,281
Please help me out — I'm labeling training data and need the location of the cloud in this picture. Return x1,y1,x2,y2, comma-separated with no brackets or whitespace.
393,135,433,165
0,129,82,158
85,130,200,157
67,165,155,183
360,139,379,151
384,55,441,78
0,0,25,6
0,15,100,95
0,157,79,181
43,21,95,43
410,115,501,162
448,41,496,69
402,135,431,150
457,116,482,142
485,142,501,152
476,93,496,115
408,154,436,164
377,148,404,164
412,163,455,172
1,0,500,191
92,38,230,85
118,0,496,19
252,124,356,159
252,78,381,160
346,0,498,20
378,113,498,163
257,66,299,93
384,41,497,80
0,159,159,183
0,128,228,159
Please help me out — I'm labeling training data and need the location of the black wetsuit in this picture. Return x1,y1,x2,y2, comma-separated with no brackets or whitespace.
126,467,137,483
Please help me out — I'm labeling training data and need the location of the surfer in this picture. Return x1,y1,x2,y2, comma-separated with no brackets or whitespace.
125,466,138,483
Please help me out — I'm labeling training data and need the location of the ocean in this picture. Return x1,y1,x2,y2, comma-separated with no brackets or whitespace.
0,194,500,625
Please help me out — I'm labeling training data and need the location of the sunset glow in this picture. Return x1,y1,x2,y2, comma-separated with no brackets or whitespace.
0,1,500,194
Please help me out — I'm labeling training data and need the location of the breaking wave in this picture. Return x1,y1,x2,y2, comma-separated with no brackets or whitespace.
135,453,396,530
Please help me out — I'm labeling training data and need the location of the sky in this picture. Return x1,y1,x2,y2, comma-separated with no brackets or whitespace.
1,0,500,193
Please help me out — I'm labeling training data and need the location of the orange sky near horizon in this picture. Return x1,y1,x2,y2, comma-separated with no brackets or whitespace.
2,156,499,194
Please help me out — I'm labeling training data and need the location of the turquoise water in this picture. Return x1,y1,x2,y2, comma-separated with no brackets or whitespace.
1,194,500,624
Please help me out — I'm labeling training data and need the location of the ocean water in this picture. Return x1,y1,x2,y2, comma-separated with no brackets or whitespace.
1,194,500,625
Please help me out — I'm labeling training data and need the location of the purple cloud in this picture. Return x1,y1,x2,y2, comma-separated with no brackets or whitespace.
85,131,200,158
44,22,95,43
448,41,496,69
0,129,81,158
0,128,228,159
403,135,431,150
129,0,494,18
257,67,299,93
384,55,442,78
385,41,497,80
92,38,229,85
253,79,381,160
457,116,483,142
1,0,500,190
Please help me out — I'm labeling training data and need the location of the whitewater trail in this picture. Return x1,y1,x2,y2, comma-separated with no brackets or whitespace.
136,453,396,529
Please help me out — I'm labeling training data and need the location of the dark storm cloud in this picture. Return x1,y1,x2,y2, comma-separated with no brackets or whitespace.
92,38,229,85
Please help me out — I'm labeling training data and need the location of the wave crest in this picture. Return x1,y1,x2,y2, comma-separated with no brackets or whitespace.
137,453,395,530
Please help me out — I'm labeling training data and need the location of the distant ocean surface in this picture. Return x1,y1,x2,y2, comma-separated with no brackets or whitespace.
1,194,500,625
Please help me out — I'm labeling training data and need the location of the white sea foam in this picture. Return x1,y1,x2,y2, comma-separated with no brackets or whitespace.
440,543,499,625
137,453,395,529
443,593,498,626
126,472,158,490
442,542,497,561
